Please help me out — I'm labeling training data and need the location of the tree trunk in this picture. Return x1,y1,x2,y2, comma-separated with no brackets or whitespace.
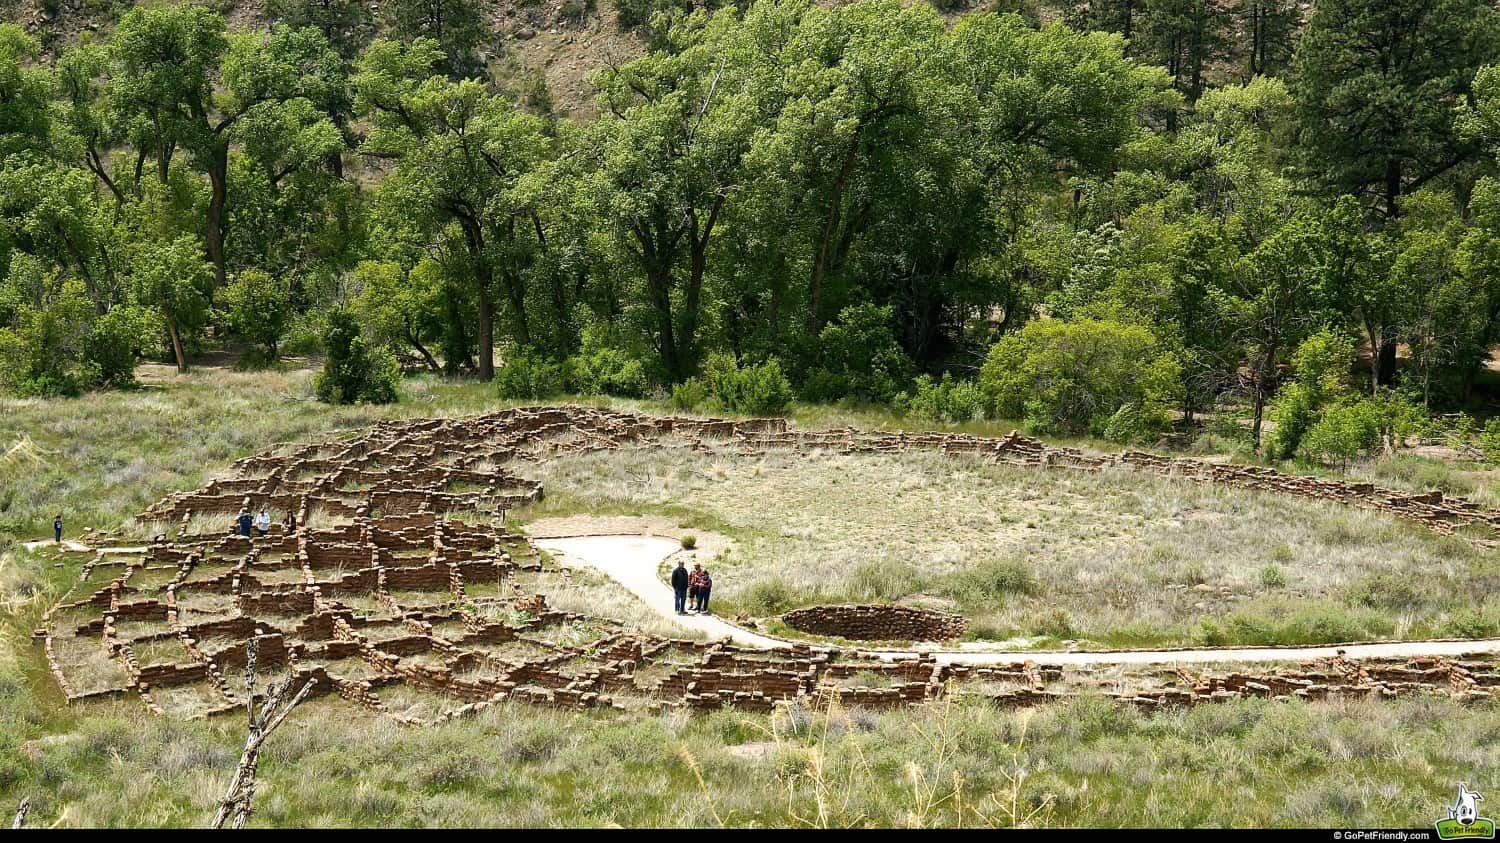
1376,336,1398,387
647,263,679,380
457,214,495,379
407,322,441,372
166,313,187,373
206,148,229,290
1251,384,1266,446
476,290,495,380
809,144,860,334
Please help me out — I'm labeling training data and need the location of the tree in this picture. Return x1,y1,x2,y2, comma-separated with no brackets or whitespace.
1135,0,1231,105
349,258,446,371
129,235,214,372
1237,0,1298,78
356,38,552,380
1222,209,1334,444
0,25,53,157
979,318,1183,437
268,0,375,59
381,0,490,79
588,9,763,380
1291,0,1500,221
220,268,293,360
108,7,345,288
314,307,399,403
1266,328,1357,459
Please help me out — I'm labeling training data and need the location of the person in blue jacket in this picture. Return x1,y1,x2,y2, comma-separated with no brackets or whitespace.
236,508,253,537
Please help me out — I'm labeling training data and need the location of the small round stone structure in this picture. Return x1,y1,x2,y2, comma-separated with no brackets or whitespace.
782,604,968,642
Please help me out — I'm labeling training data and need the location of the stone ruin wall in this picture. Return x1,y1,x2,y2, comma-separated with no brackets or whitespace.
35,406,1500,725
782,604,969,642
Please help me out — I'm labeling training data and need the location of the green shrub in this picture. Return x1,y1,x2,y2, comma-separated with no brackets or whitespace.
680,534,696,550
219,268,291,359
1031,607,1077,639
800,304,913,404
1482,419,1500,464
1100,402,1157,444
670,377,707,411
1267,329,1357,459
0,274,92,396
898,374,986,424
83,305,151,388
562,346,648,398
314,308,400,405
941,557,1037,605
1300,400,1382,466
1198,601,1394,646
1346,573,1422,610
702,353,794,416
979,318,1181,437
1258,565,1287,589
1443,607,1500,639
494,349,564,400
743,578,794,614
847,558,920,601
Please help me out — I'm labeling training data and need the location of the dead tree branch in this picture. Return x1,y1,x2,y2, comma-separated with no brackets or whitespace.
211,638,316,830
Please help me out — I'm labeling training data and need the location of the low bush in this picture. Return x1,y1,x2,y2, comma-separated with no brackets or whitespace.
941,557,1037,605
897,374,987,424
495,349,564,400
670,377,707,411
799,304,913,404
562,345,648,398
702,353,794,416
980,318,1181,439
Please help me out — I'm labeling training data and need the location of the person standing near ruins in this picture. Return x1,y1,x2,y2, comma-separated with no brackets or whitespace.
52,514,63,544
236,508,253,537
254,508,271,536
282,509,297,535
671,559,690,614
688,563,704,613
696,568,713,614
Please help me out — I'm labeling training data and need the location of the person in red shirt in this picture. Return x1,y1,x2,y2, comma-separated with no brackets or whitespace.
696,568,713,613
687,564,704,613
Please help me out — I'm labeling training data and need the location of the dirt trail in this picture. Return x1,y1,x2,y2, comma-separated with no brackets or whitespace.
534,533,1500,666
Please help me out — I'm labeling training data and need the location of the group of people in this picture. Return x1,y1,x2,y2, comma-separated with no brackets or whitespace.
670,560,713,615
234,507,296,538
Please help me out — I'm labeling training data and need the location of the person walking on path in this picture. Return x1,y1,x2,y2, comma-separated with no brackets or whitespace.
671,559,690,615
254,509,271,536
687,563,703,613
52,514,63,544
696,568,713,614
236,508,253,538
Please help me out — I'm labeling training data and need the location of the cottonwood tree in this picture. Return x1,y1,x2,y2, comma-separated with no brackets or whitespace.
107,7,345,289
357,38,552,379
587,10,764,380
128,235,215,372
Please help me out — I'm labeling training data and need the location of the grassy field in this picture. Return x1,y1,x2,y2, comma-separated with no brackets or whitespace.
3,669,1498,827
517,445,1500,648
4,360,1500,827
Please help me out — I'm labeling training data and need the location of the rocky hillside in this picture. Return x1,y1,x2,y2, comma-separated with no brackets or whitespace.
6,0,650,118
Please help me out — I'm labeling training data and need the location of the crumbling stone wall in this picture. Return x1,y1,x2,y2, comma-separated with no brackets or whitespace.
782,605,968,642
